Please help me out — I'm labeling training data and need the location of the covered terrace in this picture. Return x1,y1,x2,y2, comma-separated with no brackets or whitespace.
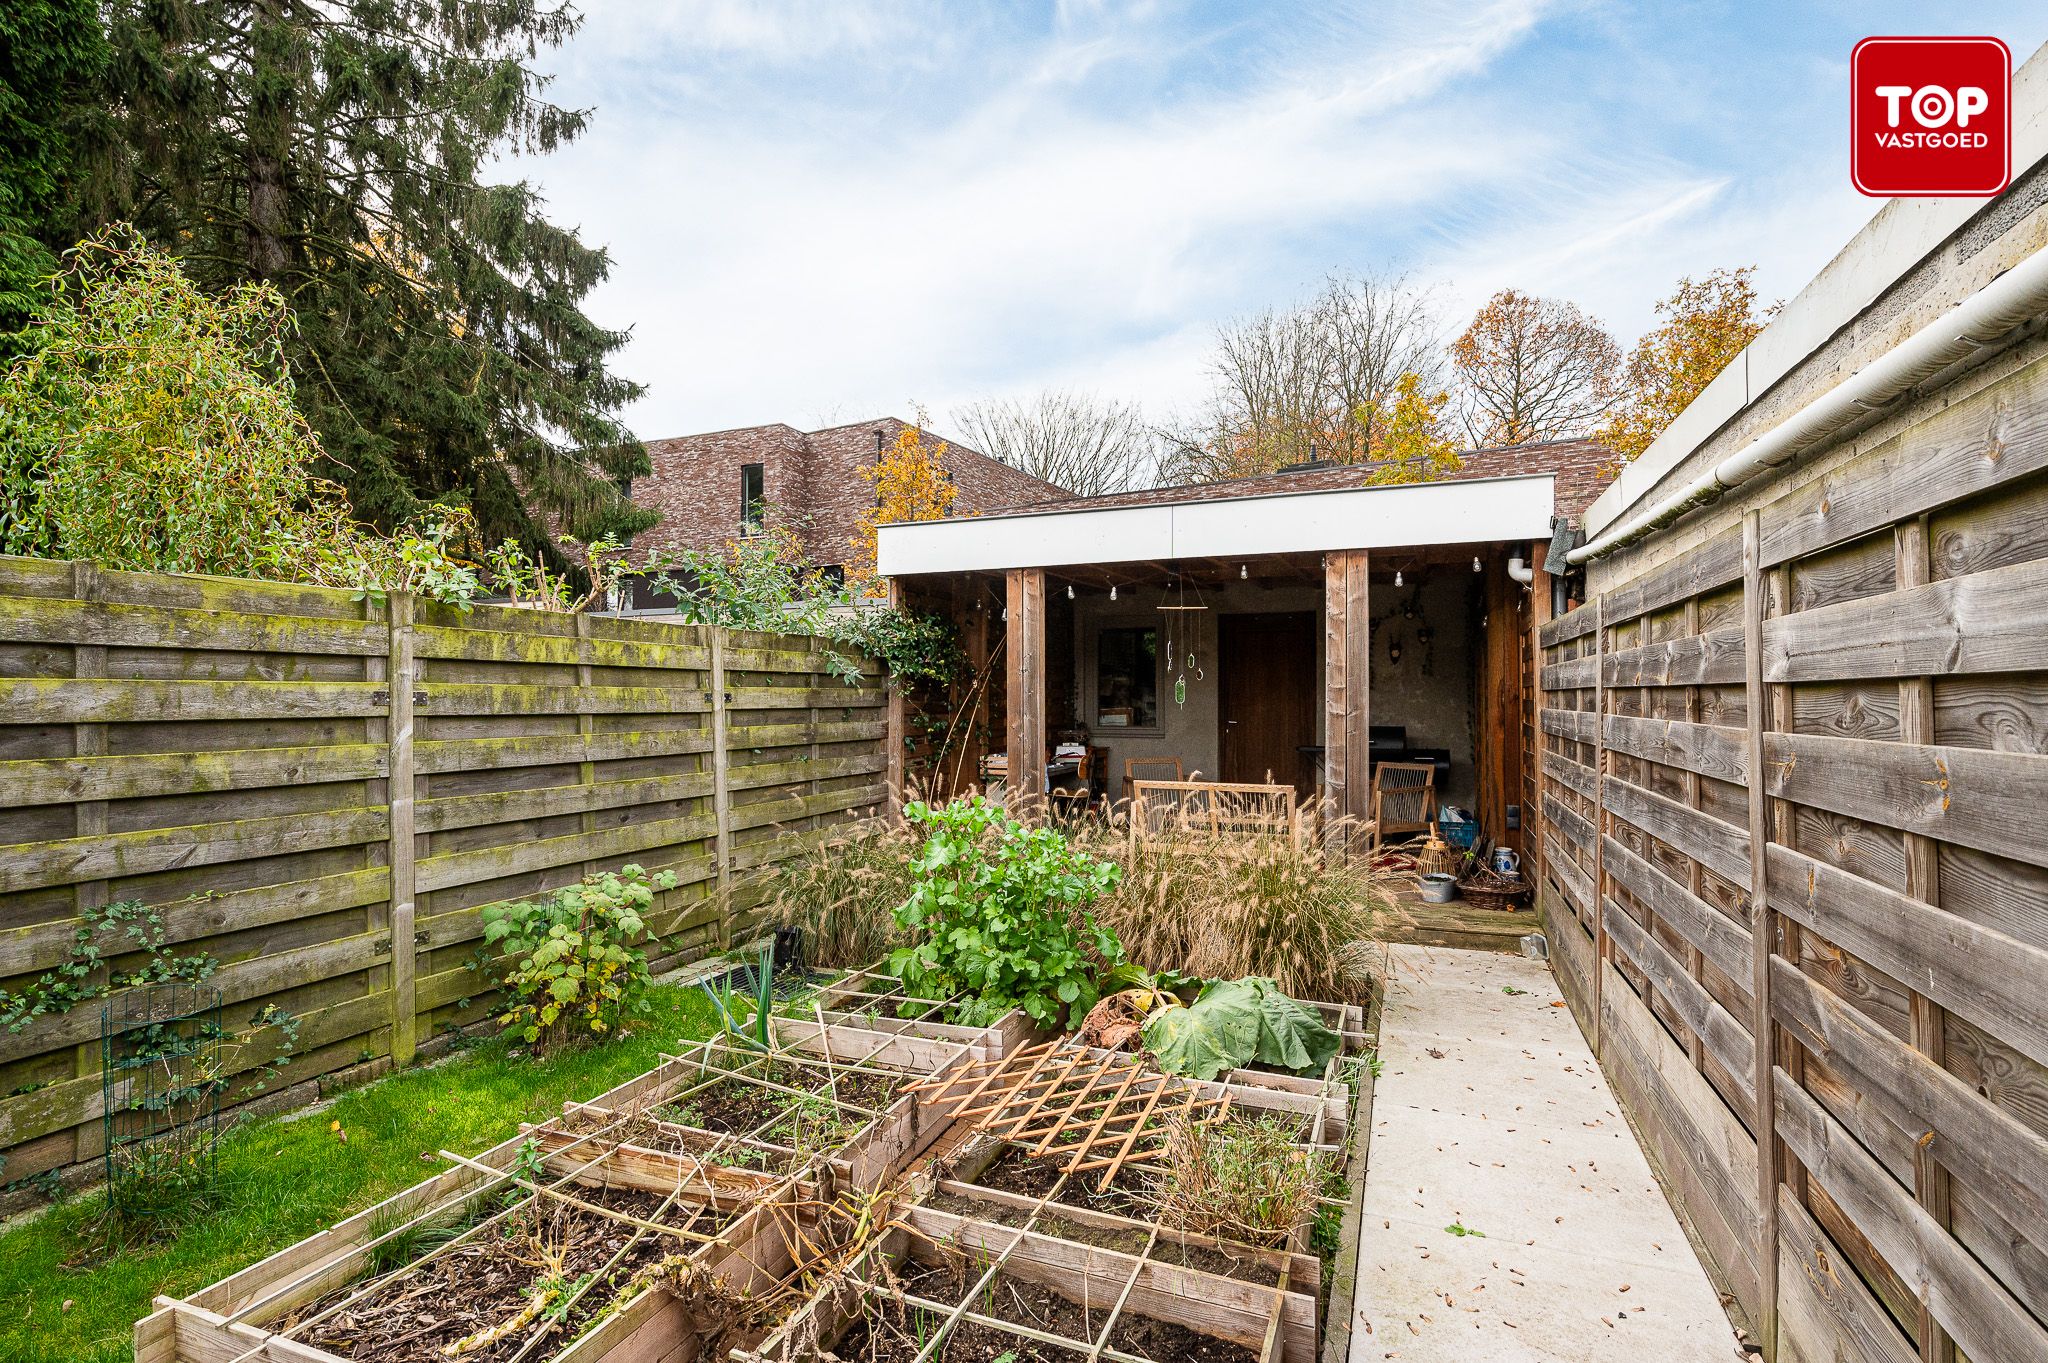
877,441,1608,862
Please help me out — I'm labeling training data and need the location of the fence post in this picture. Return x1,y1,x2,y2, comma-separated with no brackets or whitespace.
1590,593,1607,1052
1741,512,1779,1356
386,591,418,1066
709,625,734,949
70,562,110,1161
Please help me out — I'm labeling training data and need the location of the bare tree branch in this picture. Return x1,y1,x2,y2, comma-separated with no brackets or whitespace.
951,389,1160,497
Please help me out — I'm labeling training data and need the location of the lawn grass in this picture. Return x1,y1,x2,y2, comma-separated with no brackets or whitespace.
0,984,720,1363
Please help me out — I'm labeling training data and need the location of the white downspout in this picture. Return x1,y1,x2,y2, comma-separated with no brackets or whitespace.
1507,552,1535,585
1569,242,2048,564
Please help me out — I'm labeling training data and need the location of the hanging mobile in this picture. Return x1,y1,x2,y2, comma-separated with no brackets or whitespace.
1156,575,1210,708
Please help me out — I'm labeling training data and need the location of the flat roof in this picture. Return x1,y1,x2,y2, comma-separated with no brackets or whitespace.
878,472,1556,577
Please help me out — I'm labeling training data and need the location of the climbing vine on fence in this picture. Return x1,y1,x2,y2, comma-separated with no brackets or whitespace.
0,901,302,1099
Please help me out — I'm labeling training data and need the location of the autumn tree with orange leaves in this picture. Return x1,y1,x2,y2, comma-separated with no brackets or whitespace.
847,417,959,592
1450,289,1620,446
1360,372,1462,485
1597,267,1778,462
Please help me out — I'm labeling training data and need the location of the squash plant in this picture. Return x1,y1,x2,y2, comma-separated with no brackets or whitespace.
481,864,677,1052
888,797,1124,1028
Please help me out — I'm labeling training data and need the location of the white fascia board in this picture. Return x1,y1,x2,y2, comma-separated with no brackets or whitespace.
1586,39,2048,536
878,474,1556,577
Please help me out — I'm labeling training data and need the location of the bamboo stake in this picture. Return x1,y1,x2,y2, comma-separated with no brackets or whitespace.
1085,1224,1161,1362
1031,1051,1121,1155
220,1132,636,1363
436,1149,721,1244
1090,1071,1174,1191
221,1112,640,1330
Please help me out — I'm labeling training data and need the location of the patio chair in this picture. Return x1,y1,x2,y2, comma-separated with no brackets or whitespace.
1122,755,1184,800
1368,761,1437,858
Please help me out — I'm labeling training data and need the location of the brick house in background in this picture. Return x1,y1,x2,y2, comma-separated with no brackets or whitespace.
628,417,1069,578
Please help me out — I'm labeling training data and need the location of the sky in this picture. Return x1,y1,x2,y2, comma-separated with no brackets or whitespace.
515,2,2048,445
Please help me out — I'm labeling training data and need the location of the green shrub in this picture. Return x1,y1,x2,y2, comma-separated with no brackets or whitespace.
0,228,478,604
480,864,677,1053
888,797,1123,1028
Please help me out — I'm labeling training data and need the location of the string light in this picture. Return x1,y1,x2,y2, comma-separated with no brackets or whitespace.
1473,556,1482,573
1239,564,1248,579
1394,570,1403,587
1110,584,1118,601
1066,583,1075,600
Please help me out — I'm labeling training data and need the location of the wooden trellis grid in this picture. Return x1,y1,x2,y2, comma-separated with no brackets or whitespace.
907,1042,1232,1190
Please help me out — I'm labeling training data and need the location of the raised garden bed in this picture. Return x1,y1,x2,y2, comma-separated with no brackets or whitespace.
139,973,1376,1363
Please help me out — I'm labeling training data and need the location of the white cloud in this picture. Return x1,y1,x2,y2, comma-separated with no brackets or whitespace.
515,0,1936,442
531,0,1570,436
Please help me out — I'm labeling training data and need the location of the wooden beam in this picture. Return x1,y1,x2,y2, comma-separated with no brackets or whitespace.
1741,511,1779,1355
1478,557,1524,854
885,579,906,817
1895,514,1955,1363
1005,568,1046,812
1322,550,1370,827
386,592,418,1067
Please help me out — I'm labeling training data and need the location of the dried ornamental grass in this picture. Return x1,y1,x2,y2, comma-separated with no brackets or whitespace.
757,815,921,968
1144,1113,1331,1247
1083,818,1392,1002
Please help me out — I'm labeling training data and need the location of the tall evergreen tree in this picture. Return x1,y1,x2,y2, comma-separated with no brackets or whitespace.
91,0,654,561
0,0,106,341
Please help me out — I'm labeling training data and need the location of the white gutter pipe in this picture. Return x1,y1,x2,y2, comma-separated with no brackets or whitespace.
1570,242,2048,564
1507,553,1535,585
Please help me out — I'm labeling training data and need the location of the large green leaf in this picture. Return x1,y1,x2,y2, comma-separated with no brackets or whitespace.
1141,998,1256,1082
1141,977,1340,1081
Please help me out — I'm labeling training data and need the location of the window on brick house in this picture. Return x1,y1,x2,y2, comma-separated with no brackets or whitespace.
740,462,765,535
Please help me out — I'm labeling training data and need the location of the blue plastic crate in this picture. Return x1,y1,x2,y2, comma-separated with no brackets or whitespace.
1441,820,1477,850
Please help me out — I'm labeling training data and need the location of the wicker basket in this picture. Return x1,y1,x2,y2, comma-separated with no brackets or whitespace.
1416,841,1462,878
1456,874,1530,911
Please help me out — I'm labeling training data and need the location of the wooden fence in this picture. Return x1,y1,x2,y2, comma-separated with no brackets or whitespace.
1533,349,2048,1361
0,558,888,1194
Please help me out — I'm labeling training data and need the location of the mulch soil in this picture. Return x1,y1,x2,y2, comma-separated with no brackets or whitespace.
293,1186,736,1362
661,1062,902,1139
972,1141,1155,1219
827,1257,1259,1362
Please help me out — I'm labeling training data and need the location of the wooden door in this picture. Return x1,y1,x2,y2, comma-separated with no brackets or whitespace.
1219,612,1317,791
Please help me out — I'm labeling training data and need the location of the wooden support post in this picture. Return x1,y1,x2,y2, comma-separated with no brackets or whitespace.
1528,544,1553,886
1590,593,1607,1050
575,614,598,880
885,579,907,817
70,562,109,1159
1322,550,1371,829
1741,512,1779,1356
1763,560,1806,1212
1005,568,1046,815
386,591,418,1066
1478,556,1524,856
1895,515,1955,1363
709,626,734,946
1681,594,1706,1070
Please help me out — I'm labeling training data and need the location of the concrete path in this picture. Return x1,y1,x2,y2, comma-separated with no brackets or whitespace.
1347,945,1745,1362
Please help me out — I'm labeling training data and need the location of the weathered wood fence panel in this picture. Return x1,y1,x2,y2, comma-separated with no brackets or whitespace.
0,560,885,1196
1534,350,2048,1362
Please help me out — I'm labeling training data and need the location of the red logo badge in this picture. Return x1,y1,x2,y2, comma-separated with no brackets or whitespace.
1852,36,2010,198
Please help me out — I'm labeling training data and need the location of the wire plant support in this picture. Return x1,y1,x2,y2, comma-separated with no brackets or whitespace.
102,982,225,1228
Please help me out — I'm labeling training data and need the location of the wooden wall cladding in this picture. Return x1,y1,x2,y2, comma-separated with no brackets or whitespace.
0,560,885,1193
1534,353,2048,1363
